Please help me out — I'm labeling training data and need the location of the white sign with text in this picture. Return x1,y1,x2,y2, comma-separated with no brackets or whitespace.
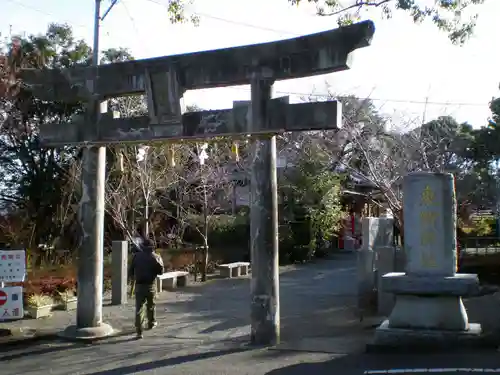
0,286,23,321
0,250,26,282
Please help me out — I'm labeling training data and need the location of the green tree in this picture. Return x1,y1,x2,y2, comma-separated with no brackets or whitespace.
289,0,485,44
0,24,89,248
282,148,344,258
154,0,200,24
415,116,497,214
470,97,500,164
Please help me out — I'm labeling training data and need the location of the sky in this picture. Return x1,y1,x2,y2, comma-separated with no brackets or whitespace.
2,0,500,129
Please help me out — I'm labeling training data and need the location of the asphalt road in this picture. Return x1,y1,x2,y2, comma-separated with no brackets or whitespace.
1,253,499,375
1,338,500,375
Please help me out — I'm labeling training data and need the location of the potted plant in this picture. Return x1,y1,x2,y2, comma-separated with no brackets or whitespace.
26,294,54,319
57,289,77,311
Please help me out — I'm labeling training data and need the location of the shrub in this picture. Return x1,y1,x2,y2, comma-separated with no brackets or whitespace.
278,224,294,264
182,213,249,248
278,222,316,264
460,215,496,237
21,264,111,301
475,216,496,236
27,294,54,308
208,214,249,248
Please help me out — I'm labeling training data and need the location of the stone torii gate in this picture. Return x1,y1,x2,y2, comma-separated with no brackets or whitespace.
22,20,375,344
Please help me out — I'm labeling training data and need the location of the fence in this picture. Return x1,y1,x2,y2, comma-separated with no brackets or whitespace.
460,237,500,256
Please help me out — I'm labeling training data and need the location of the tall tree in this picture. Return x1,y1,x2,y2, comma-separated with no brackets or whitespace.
293,92,484,238
289,0,486,44
470,97,500,164
0,24,89,248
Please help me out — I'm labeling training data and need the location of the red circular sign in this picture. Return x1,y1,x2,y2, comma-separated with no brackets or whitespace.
0,290,7,307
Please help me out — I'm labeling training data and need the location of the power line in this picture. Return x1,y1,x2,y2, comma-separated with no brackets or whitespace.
121,0,141,39
194,11,299,36
143,0,299,36
5,0,492,110
137,0,491,109
5,0,92,31
229,86,488,107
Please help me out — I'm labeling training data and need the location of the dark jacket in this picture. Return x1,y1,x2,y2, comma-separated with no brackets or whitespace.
128,248,164,285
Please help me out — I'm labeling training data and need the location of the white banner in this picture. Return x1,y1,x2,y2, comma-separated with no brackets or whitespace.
0,250,26,282
0,286,23,321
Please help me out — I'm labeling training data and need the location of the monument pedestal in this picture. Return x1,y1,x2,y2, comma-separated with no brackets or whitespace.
373,272,483,348
374,320,483,348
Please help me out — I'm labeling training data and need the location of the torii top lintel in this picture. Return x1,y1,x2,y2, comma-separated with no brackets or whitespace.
21,20,375,101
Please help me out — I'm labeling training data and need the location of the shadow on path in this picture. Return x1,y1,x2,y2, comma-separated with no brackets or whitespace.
264,350,500,375
0,334,139,362
86,346,251,375
155,253,359,341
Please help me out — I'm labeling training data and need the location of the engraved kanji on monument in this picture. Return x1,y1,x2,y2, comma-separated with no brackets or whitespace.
404,172,457,276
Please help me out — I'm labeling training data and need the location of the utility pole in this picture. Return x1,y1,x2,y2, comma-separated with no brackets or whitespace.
61,0,118,339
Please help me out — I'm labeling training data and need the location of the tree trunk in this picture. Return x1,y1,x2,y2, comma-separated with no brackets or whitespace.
201,177,209,282
201,241,209,282
395,209,404,246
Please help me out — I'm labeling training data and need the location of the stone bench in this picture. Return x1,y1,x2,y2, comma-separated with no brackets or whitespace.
156,271,189,292
218,262,250,278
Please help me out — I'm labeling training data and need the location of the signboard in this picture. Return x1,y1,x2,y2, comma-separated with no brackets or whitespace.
0,250,26,282
0,286,23,321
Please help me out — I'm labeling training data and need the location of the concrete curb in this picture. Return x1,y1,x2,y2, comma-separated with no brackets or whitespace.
0,328,60,351
365,337,499,354
0,325,136,351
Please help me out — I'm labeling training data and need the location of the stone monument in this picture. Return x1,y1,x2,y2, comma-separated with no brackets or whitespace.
357,217,393,316
111,241,128,306
373,172,483,348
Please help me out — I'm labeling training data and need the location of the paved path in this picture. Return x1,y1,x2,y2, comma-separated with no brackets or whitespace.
1,252,500,375
1,253,362,342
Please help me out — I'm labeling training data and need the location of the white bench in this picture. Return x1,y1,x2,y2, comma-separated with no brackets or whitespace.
218,262,250,278
156,271,189,292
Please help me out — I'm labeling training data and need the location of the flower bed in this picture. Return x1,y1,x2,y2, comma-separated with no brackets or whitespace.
12,265,112,305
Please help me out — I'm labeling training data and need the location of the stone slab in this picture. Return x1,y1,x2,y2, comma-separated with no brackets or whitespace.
381,272,480,296
375,246,396,316
370,320,488,351
403,172,457,277
111,241,128,306
362,217,394,250
394,247,406,272
357,248,376,312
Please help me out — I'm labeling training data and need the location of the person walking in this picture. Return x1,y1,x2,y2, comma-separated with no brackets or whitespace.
128,239,164,339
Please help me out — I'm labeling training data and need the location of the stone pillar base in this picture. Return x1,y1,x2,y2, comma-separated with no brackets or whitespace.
371,320,484,350
58,323,115,341
388,294,468,331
